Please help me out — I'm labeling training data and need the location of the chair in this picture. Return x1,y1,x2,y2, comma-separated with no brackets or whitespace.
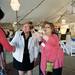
66,39,75,56
60,40,70,55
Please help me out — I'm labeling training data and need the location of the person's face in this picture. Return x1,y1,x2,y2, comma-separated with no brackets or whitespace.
44,24,52,35
22,24,31,33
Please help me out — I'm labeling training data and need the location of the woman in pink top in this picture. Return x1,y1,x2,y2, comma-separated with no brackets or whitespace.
0,8,15,52
0,8,15,71
40,21,64,75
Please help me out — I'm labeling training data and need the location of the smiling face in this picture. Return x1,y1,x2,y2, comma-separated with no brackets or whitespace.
43,21,55,36
44,24,52,35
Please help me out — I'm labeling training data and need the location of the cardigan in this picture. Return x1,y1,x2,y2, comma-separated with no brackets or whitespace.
0,26,14,52
41,34,64,75
10,31,40,63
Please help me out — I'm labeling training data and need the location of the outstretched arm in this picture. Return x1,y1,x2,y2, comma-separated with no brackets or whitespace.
0,29,15,52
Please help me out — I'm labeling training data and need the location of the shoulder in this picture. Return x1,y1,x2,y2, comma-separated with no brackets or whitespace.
0,27,6,38
14,30,23,36
0,28,3,34
52,34,59,39
0,27,4,34
49,34,59,42
29,36,37,44
15,30,22,34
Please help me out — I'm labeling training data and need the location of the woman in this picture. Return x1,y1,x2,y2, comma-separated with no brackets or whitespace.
40,21,64,75
0,8,15,75
0,8,15,53
10,21,39,75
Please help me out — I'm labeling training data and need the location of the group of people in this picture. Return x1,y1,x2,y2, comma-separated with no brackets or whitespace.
0,8,64,75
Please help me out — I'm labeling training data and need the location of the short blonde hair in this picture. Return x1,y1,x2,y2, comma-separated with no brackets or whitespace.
23,21,34,29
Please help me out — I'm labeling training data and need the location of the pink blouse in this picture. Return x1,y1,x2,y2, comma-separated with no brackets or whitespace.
40,34,64,75
0,27,14,52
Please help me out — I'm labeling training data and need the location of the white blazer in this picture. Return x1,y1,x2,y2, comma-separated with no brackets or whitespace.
10,31,40,63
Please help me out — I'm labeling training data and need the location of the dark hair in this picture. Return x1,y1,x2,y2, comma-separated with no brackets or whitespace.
0,8,4,20
43,21,55,34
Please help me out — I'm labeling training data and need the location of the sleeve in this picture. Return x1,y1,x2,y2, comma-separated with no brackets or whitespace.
0,29,15,52
41,47,47,75
10,31,19,46
33,38,40,59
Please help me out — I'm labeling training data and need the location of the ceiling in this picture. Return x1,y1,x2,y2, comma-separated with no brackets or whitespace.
0,0,73,24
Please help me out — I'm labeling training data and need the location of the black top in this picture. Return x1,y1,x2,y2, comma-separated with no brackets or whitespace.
13,32,34,71
22,32,32,65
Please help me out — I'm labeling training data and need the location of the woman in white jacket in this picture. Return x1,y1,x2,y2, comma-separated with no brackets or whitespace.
10,21,39,75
